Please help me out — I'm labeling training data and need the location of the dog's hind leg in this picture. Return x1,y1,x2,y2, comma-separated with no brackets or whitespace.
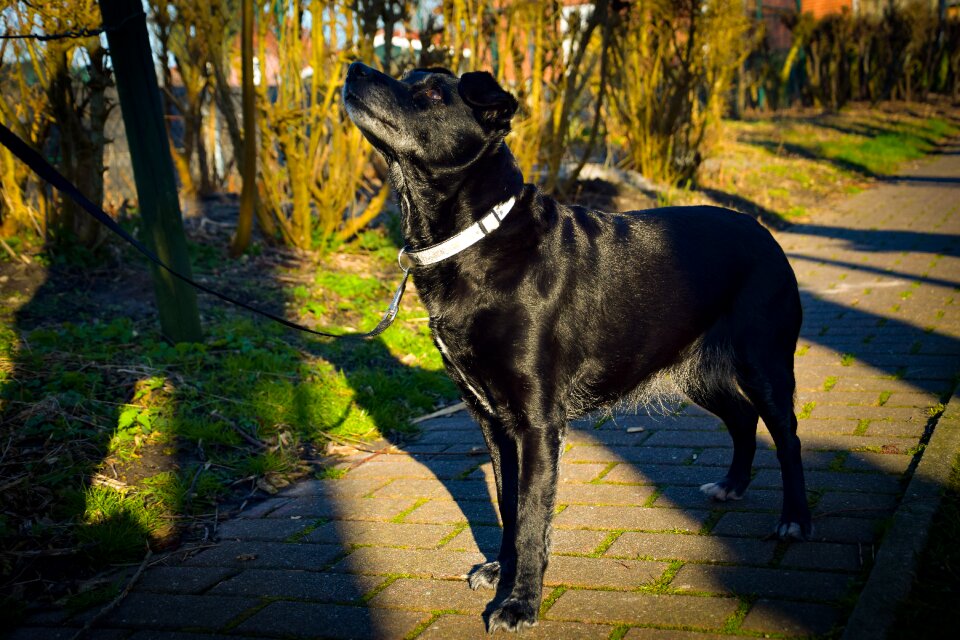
487,422,563,633
468,414,518,591
685,384,760,502
738,362,811,540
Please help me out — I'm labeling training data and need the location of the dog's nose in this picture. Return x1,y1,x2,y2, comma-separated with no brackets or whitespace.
347,62,371,80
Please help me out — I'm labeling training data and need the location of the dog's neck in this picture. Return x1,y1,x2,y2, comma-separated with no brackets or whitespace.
389,142,525,251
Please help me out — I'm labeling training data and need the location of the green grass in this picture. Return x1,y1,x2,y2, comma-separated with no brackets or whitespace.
0,224,458,618
701,107,960,224
889,453,960,638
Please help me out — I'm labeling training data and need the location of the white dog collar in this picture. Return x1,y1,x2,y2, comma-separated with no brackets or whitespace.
399,196,517,269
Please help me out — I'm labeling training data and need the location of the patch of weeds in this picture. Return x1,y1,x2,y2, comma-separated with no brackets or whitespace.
720,596,755,633
607,626,630,640
795,345,810,357
648,560,684,593
642,487,664,507
589,531,624,558
316,466,348,480
798,402,816,420
877,391,892,407
840,353,856,367
592,461,619,483
435,522,468,548
862,333,875,344
909,340,922,355
928,403,946,419
828,451,850,472
697,511,725,535
391,498,430,523
65,582,120,616
823,376,839,392
539,586,567,617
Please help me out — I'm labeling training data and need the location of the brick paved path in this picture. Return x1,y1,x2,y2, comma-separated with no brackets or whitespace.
18,145,960,639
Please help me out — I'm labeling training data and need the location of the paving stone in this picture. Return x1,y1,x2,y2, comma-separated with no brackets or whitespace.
278,477,390,498
601,464,715,486
642,431,733,448
671,565,851,600
815,490,899,515
444,525,608,555
330,547,487,578
865,421,929,437
346,457,481,479
844,451,912,474
544,556,668,589
554,505,709,532
741,599,841,636
655,486,783,512
604,532,777,564
415,429,486,445
210,569,383,601
751,469,902,493
215,517,310,541
369,578,503,613
371,478,493,501
237,497,291,518
623,630,730,640
185,541,341,569
419,614,612,639
545,590,738,627
781,542,864,572
712,512,783,538
236,600,428,639
564,445,695,464
267,496,420,520
126,633,265,640
556,482,656,506
303,520,455,548
6,630,129,640
136,566,237,594
103,593,258,630
810,516,880,543
401,499,501,525
693,447,835,470
557,462,611,482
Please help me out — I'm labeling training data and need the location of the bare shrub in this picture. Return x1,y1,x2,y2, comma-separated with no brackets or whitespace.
607,0,750,186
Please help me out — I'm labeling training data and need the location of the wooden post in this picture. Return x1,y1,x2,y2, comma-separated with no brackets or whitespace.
230,0,256,257
99,0,202,343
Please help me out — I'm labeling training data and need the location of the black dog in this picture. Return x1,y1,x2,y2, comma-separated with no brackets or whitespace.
343,62,809,632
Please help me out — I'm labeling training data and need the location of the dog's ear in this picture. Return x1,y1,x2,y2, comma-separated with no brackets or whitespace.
458,71,518,130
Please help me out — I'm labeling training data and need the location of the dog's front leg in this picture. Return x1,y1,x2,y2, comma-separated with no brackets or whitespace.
488,424,562,633
468,414,519,591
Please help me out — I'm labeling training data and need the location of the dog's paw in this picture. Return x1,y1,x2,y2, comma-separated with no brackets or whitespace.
468,561,501,591
488,597,538,633
776,521,811,541
700,480,744,502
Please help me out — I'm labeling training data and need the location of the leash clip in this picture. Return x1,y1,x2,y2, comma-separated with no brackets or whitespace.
397,246,415,273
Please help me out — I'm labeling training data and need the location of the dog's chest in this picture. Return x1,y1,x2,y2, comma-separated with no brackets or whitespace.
432,329,497,413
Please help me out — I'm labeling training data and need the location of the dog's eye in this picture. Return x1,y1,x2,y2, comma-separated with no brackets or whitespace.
422,87,443,104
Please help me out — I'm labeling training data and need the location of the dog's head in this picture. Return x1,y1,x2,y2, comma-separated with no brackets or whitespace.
342,62,519,169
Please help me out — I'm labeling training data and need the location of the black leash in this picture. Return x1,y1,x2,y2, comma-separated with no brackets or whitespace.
0,122,409,340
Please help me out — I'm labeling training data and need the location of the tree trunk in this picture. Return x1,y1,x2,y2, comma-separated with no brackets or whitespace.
231,0,256,256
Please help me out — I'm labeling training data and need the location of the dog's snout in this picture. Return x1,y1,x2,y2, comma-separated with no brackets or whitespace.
347,61,372,81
